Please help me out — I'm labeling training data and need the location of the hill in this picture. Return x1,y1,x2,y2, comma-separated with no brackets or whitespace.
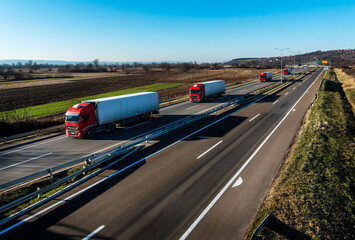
226,49,355,68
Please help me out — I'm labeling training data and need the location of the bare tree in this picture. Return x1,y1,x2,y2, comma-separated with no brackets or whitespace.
160,62,171,71
142,65,150,72
93,59,99,71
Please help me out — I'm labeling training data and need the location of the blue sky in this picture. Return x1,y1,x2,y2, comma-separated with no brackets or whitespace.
0,0,354,62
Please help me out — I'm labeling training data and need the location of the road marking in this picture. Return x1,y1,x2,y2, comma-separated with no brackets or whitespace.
179,70,324,240
285,92,289,95
232,177,243,188
197,140,223,159
124,121,150,130
299,83,302,85
185,105,199,110
239,89,246,92
0,153,52,171
249,113,260,122
272,100,279,105
292,109,296,112
293,87,296,90
82,225,105,240
0,136,66,157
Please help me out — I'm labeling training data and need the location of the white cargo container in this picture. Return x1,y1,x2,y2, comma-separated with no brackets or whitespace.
83,92,159,125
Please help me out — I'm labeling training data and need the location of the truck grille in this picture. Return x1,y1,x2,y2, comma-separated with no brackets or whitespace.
67,126,77,130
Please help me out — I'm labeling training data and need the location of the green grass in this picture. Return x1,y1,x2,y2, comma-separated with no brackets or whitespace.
1,83,184,120
245,68,355,239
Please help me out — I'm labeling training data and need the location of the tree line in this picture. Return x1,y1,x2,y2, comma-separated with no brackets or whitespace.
0,59,229,81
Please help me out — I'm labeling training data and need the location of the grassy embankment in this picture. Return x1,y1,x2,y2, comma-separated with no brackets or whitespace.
1,83,184,120
334,68,355,115
245,68,355,239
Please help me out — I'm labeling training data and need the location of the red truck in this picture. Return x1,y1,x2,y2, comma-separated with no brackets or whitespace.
283,68,291,75
189,80,225,102
259,72,272,82
65,92,159,138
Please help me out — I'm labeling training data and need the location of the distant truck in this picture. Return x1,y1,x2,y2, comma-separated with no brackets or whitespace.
283,68,291,75
65,92,159,138
259,72,272,82
189,80,225,102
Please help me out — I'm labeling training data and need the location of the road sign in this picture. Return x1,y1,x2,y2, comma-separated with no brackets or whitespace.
322,60,328,64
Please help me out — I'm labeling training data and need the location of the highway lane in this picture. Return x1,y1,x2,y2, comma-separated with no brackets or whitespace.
0,68,321,239
0,70,303,186
181,69,326,239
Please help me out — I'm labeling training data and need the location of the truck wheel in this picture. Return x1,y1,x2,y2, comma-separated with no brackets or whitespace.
107,122,116,131
144,112,151,119
87,128,94,138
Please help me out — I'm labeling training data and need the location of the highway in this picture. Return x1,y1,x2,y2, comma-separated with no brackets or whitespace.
0,68,324,239
0,69,303,186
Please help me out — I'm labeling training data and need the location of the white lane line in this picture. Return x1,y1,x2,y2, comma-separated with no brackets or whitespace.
293,87,296,90
285,92,289,95
124,121,150,130
0,153,52,171
232,177,243,188
82,225,105,240
179,70,324,240
272,100,279,105
249,113,260,122
239,89,246,92
0,136,66,157
197,140,223,159
299,83,302,85
185,105,199,110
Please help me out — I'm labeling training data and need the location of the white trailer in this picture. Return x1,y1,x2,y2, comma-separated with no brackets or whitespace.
203,80,226,97
83,92,159,125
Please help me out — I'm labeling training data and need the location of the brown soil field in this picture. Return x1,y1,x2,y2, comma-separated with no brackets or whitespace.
0,68,277,112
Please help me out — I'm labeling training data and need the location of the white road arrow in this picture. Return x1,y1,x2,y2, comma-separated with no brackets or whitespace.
232,177,243,188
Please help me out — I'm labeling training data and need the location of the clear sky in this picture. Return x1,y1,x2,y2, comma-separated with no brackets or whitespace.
0,0,354,62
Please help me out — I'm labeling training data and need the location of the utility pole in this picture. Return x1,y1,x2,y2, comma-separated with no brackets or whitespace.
290,51,301,77
275,48,289,82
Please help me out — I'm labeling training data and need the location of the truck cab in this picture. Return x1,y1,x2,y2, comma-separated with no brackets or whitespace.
190,84,205,102
65,103,97,138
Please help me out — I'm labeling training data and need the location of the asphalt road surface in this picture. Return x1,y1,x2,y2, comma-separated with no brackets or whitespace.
0,68,325,239
0,69,304,186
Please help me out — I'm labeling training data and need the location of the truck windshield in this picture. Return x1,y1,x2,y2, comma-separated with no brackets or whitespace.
190,90,200,94
65,114,80,123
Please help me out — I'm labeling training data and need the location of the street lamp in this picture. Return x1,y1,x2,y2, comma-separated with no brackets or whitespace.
275,48,289,82
290,51,301,77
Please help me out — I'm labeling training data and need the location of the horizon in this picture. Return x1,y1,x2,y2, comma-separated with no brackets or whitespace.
1,0,354,62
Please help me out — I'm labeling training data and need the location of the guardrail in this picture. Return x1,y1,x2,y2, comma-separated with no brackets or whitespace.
251,214,310,240
0,69,315,219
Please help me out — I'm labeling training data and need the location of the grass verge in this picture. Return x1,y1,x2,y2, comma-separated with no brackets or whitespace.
334,68,355,115
1,83,184,120
245,68,355,239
